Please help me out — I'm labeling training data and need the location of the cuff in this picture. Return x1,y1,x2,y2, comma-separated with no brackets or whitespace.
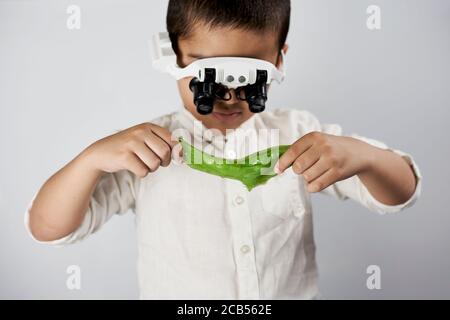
24,191,74,247
355,148,422,215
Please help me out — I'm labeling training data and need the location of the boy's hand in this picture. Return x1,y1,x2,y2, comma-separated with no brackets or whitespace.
83,123,177,178
274,132,373,193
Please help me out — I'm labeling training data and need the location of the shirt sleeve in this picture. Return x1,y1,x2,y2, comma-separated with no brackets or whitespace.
317,122,422,215
24,170,140,247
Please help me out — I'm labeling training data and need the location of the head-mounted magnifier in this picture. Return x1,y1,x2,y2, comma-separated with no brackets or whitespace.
151,32,286,115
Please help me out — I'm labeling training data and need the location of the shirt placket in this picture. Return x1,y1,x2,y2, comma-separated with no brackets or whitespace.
224,139,260,300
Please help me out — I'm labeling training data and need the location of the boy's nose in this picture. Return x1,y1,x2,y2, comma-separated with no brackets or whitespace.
222,89,240,105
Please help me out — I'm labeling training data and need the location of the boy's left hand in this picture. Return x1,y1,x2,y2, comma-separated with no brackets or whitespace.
274,131,373,193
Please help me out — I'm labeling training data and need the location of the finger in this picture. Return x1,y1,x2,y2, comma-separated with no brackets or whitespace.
301,157,330,183
291,146,321,175
126,153,150,178
144,133,172,167
149,124,178,149
132,142,161,172
306,168,340,193
275,135,315,174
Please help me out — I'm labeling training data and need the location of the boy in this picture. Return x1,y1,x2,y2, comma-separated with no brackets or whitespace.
26,0,421,299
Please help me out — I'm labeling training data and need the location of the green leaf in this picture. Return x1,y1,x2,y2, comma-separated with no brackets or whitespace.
178,137,290,191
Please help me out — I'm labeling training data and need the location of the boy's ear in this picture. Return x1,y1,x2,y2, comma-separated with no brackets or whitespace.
282,43,289,55
276,43,289,69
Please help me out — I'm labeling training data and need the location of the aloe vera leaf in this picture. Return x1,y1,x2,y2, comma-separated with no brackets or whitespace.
178,137,290,191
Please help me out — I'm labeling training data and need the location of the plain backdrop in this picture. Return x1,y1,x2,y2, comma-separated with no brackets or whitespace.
1,0,449,299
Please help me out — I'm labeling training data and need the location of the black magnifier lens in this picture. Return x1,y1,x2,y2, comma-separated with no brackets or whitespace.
245,70,268,113
189,68,217,115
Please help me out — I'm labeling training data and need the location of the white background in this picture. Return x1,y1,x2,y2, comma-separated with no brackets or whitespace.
0,0,449,299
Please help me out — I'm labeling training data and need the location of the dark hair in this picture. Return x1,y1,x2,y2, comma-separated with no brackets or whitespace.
166,0,291,55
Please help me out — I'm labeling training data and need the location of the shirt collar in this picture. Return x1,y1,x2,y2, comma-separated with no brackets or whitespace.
176,106,260,152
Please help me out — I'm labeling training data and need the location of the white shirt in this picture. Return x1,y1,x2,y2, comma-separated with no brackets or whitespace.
25,107,422,299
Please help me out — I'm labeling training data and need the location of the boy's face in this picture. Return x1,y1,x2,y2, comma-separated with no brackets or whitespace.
176,24,288,134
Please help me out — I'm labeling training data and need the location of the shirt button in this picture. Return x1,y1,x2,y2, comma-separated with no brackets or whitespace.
226,150,236,158
240,245,251,254
235,195,244,205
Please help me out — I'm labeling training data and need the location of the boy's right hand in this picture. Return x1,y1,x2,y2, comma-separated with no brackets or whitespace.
82,123,176,178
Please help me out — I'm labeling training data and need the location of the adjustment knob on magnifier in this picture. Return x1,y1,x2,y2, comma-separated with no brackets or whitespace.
245,70,268,113
189,68,217,115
